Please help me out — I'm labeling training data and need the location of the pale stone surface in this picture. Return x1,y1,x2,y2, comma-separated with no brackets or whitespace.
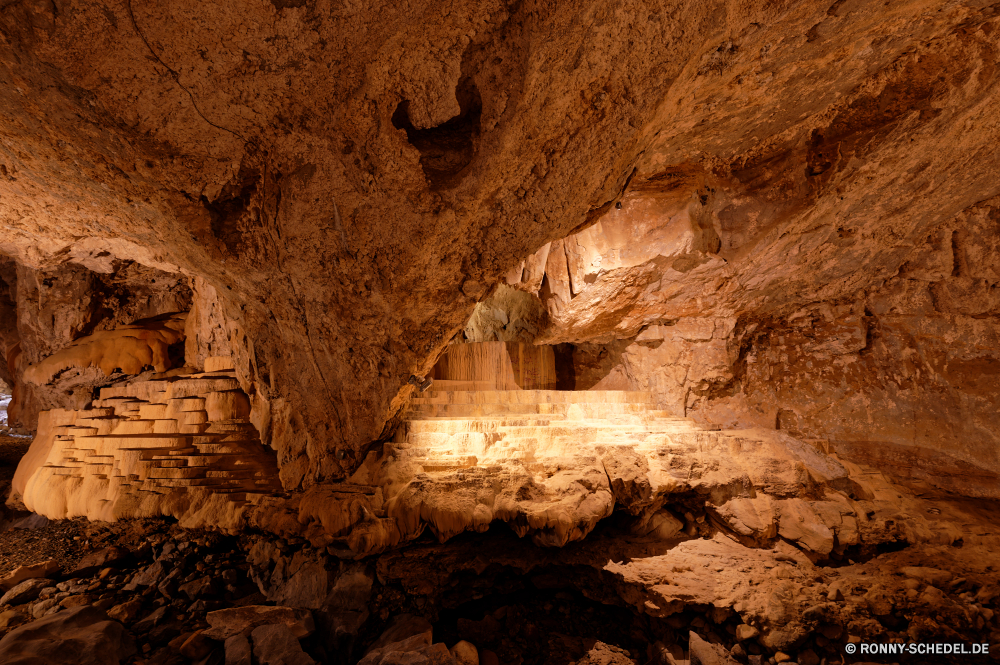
11,365,281,526
449,640,479,665
0,560,59,592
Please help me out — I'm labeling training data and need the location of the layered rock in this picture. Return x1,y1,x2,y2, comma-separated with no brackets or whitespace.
0,260,191,429
11,359,281,527
2,0,999,489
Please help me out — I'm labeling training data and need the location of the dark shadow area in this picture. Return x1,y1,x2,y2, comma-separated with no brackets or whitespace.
431,572,648,665
201,164,261,256
392,77,482,190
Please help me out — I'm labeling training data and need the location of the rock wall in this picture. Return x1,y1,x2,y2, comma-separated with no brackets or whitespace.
709,199,1000,498
513,197,1000,497
0,260,191,429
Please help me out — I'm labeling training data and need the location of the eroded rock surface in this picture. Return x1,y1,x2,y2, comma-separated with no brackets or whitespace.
2,0,999,490
1,2,1000,663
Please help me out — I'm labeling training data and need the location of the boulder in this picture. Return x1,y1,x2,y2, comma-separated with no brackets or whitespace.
268,557,329,610
179,576,214,600
225,634,253,665
366,614,433,653
689,632,738,665
70,546,131,577
107,599,143,624
901,567,954,587
0,578,52,606
59,594,91,609
30,598,59,619
0,609,28,631
450,640,479,665
360,642,457,665
0,605,135,664
357,616,454,665
0,561,59,592
568,640,636,665
251,623,316,665
133,606,169,633
179,630,215,660
776,500,834,555
204,605,315,641
125,561,167,589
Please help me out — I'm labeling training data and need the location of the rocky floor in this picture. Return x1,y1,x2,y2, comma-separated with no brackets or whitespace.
4,414,1000,664
0,492,998,665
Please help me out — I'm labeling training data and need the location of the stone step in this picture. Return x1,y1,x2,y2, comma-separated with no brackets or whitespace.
410,390,654,405
404,403,670,418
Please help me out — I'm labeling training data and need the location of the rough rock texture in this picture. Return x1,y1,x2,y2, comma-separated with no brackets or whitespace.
505,194,1000,495
2,4,1000,662
0,259,191,429
0,605,135,664
0,487,997,665
11,361,281,525
3,0,999,491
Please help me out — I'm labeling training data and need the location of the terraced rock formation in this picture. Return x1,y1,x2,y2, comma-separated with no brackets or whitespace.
11,359,281,528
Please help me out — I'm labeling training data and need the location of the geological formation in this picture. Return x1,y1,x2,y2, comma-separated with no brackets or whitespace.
1,0,1000,663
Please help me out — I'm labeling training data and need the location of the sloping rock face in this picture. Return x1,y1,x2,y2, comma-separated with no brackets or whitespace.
0,259,191,428
3,0,999,491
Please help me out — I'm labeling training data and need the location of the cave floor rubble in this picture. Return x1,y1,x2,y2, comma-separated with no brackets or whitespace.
1,384,999,664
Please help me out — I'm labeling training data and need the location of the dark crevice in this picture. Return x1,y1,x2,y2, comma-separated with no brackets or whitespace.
392,77,482,190
431,571,649,665
201,165,261,256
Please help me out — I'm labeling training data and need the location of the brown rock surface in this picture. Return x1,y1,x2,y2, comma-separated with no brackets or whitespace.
0,605,135,664
1,3,1000,664
204,605,315,641
1,0,997,492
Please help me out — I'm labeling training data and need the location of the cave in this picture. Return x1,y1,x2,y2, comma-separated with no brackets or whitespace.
1,2,1000,665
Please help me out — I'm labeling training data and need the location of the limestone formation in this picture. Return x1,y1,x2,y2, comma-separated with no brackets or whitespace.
11,359,281,527
21,314,187,388
0,0,997,488
1,1,1000,663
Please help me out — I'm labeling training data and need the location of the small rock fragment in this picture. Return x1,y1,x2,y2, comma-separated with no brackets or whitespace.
450,640,479,665
107,599,143,624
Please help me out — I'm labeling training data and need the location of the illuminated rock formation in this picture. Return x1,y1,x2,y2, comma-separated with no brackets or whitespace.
11,358,281,528
0,2,999,660
2,0,998,489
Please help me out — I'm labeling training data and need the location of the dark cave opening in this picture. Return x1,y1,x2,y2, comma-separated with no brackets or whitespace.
391,77,482,190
